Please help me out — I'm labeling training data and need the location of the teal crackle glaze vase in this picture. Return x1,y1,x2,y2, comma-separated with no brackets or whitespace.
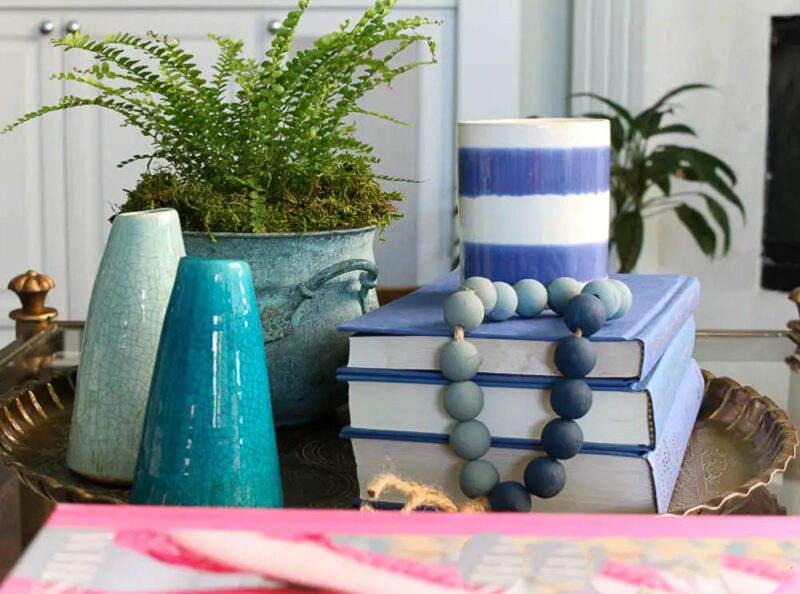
67,208,185,484
131,257,282,507
183,226,379,426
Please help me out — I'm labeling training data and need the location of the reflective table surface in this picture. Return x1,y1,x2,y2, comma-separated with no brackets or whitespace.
1,322,799,577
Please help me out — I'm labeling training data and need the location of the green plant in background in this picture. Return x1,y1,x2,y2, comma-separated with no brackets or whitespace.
3,0,437,235
575,83,744,272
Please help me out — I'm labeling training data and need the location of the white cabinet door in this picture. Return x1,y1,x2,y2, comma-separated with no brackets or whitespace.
254,7,456,286
0,13,67,342
59,10,258,321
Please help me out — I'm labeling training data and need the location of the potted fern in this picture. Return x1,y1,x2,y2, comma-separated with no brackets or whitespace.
4,0,438,425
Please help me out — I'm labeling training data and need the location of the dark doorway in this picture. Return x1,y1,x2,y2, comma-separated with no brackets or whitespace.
763,16,800,291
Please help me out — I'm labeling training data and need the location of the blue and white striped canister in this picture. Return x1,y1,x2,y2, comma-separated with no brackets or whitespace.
458,118,610,285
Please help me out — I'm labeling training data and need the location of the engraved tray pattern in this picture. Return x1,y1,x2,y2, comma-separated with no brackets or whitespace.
0,367,796,514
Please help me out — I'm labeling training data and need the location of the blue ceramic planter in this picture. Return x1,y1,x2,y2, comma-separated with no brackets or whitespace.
131,257,283,507
67,208,185,484
183,227,379,426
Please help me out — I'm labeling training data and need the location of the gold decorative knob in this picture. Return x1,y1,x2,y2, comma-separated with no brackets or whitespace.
788,287,800,333
8,270,58,326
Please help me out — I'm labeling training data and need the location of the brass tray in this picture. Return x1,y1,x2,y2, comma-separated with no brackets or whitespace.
0,367,796,514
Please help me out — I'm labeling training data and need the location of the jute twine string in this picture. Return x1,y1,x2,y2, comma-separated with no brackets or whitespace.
360,473,490,513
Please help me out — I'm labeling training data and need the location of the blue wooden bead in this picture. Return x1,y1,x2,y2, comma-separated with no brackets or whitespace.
609,279,633,319
514,279,548,318
488,481,532,512
487,282,518,321
564,294,606,337
444,290,485,331
550,379,593,419
523,456,566,498
546,277,582,316
581,279,621,320
439,340,481,381
461,276,497,314
553,335,596,378
444,381,484,420
541,418,583,459
459,459,500,498
450,419,491,460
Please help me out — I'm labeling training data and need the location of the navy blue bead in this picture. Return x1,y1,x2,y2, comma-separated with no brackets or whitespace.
550,379,593,419
553,336,596,378
541,419,583,460
523,456,566,498
564,294,606,337
488,481,532,512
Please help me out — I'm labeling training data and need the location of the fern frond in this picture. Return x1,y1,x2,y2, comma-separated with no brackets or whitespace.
4,4,439,235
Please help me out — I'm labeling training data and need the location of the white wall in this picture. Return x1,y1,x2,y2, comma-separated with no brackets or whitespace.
520,0,572,118
572,0,800,330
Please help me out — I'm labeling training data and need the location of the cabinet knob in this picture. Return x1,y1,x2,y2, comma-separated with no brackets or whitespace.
39,20,55,35
8,270,58,338
267,19,283,34
65,20,81,34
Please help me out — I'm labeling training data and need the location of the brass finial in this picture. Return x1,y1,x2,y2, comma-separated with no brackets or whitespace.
8,270,58,328
788,287,800,333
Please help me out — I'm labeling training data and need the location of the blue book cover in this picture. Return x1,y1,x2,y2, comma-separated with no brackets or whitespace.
340,270,700,381
338,316,696,450
342,360,704,513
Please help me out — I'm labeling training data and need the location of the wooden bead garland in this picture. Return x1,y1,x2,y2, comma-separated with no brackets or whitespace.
441,276,632,512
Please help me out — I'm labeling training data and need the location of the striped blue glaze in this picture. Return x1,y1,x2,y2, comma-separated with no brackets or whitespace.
459,146,610,197
463,241,608,285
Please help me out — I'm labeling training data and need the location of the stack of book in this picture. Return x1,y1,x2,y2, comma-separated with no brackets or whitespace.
338,271,702,513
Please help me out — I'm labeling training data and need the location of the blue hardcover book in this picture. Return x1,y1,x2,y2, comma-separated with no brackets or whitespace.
343,360,704,514
339,316,695,450
340,270,700,381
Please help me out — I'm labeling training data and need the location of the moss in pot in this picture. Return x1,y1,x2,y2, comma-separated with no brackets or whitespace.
5,0,438,424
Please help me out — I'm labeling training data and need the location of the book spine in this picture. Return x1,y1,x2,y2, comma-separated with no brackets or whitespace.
645,359,704,513
647,317,696,446
636,276,701,378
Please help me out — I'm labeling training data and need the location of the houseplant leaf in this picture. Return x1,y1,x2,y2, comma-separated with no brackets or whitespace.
613,211,644,273
666,145,737,185
649,123,696,137
571,92,634,124
675,203,716,256
701,193,731,254
632,109,663,139
650,83,712,110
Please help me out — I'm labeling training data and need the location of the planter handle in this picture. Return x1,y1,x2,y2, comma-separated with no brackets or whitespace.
260,259,378,343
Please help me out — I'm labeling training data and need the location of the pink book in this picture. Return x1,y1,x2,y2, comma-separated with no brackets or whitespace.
3,504,800,593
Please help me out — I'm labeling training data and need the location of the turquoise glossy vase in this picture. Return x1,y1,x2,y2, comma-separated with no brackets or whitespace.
131,257,283,507
67,208,185,484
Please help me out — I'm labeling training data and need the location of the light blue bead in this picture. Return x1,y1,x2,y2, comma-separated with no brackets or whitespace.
450,419,491,460
443,290,485,331
459,459,499,498
547,277,582,316
487,282,518,321
439,339,481,381
461,277,497,314
444,381,484,420
609,279,633,319
581,279,621,319
514,279,548,318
